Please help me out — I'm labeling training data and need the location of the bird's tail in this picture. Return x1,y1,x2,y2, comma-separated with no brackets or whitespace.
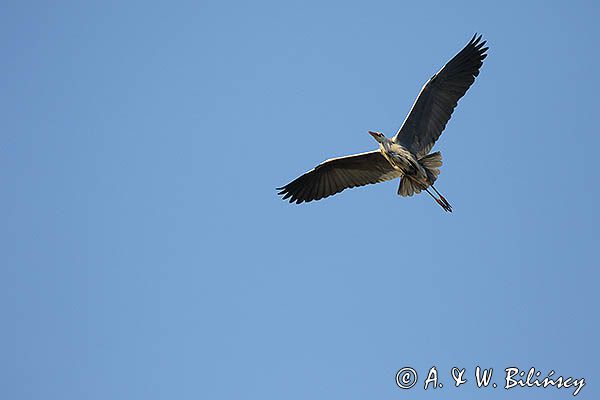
397,152,443,197
398,175,422,196
419,151,443,184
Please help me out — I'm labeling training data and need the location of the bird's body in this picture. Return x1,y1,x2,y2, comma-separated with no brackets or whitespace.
277,35,488,212
379,141,427,183
371,132,449,209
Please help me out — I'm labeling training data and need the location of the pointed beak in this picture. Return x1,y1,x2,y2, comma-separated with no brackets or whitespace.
368,131,378,139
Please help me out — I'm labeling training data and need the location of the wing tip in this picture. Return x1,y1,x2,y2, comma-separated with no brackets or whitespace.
469,33,487,48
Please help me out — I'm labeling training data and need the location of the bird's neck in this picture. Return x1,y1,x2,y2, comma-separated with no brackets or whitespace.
381,140,395,152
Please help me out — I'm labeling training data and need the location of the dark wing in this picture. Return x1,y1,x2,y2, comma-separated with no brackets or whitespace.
392,34,488,158
277,151,401,204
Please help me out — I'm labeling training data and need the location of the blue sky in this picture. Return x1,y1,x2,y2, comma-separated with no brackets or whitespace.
2,1,598,399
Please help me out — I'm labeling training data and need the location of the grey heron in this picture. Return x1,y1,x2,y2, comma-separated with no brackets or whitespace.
277,34,488,212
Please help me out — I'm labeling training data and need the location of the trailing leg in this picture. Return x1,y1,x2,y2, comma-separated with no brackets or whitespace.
425,188,452,213
431,185,452,212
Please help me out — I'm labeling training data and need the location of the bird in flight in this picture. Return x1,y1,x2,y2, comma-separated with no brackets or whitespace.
277,34,488,212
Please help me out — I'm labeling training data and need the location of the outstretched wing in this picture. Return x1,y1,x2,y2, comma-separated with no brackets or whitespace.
277,151,401,204
393,34,488,158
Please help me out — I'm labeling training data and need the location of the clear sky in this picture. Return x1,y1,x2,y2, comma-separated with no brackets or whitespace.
2,1,598,399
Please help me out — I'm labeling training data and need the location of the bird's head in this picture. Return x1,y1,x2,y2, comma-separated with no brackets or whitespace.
368,131,387,144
